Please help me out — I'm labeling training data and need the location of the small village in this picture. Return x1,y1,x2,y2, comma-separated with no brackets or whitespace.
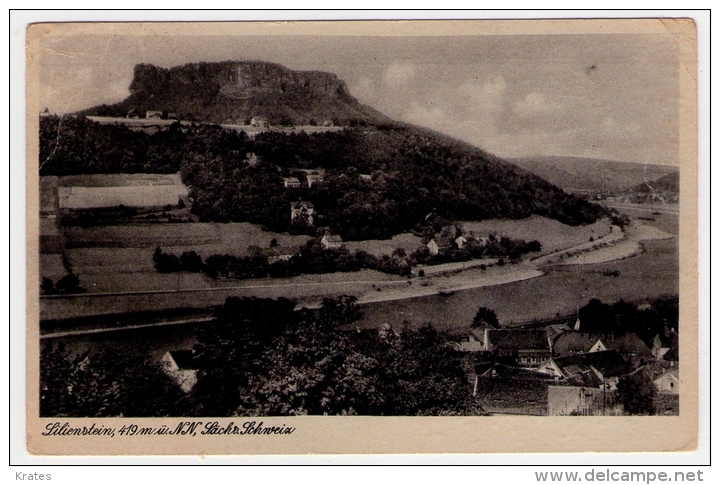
448,310,679,416
157,297,679,417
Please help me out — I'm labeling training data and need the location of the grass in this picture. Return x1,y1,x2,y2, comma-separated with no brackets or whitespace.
57,173,182,188
460,216,612,254
344,233,423,256
58,185,187,209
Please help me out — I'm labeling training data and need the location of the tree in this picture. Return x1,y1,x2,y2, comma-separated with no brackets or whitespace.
41,277,55,295
40,342,186,417
616,369,656,415
472,307,499,328
180,251,204,272
55,274,85,294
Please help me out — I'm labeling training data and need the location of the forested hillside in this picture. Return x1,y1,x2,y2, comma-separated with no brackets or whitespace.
40,115,608,240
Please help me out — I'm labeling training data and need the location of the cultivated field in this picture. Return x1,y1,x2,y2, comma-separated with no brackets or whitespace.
460,216,612,254
57,173,182,188
344,233,423,256
57,173,188,209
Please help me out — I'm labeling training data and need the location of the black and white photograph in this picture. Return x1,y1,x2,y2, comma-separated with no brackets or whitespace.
26,18,698,454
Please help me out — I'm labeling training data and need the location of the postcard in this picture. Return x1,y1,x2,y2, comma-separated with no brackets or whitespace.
25,18,698,455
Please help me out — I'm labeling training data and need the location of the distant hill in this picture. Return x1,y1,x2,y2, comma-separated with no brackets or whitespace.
624,171,680,194
509,156,678,194
618,171,679,203
80,61,394,126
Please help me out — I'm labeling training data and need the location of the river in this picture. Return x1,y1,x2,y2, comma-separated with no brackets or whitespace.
44,204,679,357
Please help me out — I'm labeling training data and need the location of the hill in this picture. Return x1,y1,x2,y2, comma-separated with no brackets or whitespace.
624,171,680,194
80,61,394,126
619,171,680,203
509,156,678,194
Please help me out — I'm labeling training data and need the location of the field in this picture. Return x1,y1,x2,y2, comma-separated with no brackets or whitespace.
460,216,611,254
40,176,59,213
57,173,183,188
344,233,423,256
57,173,187,210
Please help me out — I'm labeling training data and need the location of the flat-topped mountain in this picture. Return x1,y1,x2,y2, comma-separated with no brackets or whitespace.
82,61,392,126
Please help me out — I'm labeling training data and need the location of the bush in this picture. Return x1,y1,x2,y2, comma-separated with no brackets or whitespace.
54,274,86,294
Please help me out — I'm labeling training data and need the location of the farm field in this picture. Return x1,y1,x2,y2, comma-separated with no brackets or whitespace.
460,216,611,254
57,173,183,187
56,173,188,210
343,233,423,256
40,176,59,213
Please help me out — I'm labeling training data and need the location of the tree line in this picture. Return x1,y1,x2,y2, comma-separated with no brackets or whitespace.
41,296,483,417
152,234,541,279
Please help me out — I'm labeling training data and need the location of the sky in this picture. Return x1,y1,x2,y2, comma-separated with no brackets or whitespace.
37,31,681,166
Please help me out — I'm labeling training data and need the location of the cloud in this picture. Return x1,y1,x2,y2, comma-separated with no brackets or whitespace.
513,92,562,117
403,102,446,127
350,76,377,103
458,76,507,114
384,62,417,85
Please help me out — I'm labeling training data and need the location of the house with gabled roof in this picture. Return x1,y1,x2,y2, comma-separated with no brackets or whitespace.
654,368,679,394
306,174,324,187
554,349,630,390
651,332,677,361
606,333,652,366
259,246,301,264
283,177,303,189
160,350,198,393
483,328,551,367
291,201,314,225
552,332,607,357
321,234,343,250
553,331,651,366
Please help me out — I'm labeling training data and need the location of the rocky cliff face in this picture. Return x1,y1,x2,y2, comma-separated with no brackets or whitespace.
91,61,390,125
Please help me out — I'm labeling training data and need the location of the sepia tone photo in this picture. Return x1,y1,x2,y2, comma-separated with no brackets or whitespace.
26,19,698,455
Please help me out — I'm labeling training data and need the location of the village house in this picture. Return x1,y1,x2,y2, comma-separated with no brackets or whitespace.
650,332,677,360
552,350,630,390
290,201,314,225
547,382,619,416
160,350,198,393
654,368,679,394
552,331,651,366
306,174,324,187
283,177,303,189
552,331,607,357
145,110,163,119
482,328,551,367
251,116,268,127
427,238,453,256
321,234,344,250
360,174,373,181
259,246,301,264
